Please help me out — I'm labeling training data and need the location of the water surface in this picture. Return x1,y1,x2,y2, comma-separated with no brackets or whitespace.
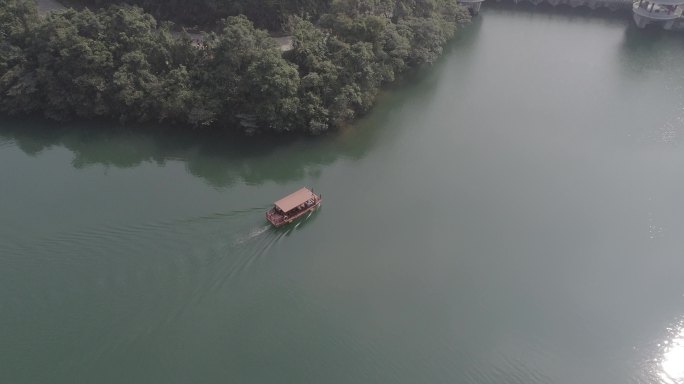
3,8,684,384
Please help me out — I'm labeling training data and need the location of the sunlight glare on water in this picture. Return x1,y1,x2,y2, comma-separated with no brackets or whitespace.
658,318,684,384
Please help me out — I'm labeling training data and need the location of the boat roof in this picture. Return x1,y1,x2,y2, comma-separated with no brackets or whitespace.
274,187,315,213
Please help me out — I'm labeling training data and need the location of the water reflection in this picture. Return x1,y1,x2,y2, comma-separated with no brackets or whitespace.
615,24,684,147
618,24,684,75
0,118,379,188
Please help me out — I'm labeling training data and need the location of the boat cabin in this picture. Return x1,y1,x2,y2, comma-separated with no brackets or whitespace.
266,187,321,227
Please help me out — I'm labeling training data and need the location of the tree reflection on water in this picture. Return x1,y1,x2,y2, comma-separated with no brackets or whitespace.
0,118,380,188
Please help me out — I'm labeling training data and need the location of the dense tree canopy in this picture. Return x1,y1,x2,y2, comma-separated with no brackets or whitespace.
67,0,334,30
0,0,469,134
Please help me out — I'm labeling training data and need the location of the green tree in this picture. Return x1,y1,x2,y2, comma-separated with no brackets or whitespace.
0,0,40,115
197,16,301,133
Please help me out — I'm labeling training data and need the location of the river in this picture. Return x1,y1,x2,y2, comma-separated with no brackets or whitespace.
2,6,684,384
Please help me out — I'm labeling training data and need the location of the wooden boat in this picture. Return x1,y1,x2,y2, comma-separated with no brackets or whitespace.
266,187,322,227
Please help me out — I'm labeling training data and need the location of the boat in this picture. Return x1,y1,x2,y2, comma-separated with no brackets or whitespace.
266,187,322,227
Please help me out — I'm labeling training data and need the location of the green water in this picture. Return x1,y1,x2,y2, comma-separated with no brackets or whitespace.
3,7,684,384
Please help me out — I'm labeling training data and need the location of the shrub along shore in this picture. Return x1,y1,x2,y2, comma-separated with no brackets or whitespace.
1,0,470,134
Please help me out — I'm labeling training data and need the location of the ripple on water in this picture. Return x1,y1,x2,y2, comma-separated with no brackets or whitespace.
0,139,14,149
642,107,684,146
458,339,556,384
210,208,322,284
647,212,665,240
1,208,288,370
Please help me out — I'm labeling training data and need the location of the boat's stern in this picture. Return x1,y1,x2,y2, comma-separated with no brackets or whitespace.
266,207,284,227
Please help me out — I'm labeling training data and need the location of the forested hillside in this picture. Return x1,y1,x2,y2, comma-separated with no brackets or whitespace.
68,0,331,30
0,0,469,134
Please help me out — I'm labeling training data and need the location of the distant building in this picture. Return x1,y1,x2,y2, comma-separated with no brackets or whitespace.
633,0,684,30
493,0,632,12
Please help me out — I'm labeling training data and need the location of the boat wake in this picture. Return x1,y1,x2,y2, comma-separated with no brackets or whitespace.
0,206,306,371
0,139,14,149
232,225,271,246
209,223,285,288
